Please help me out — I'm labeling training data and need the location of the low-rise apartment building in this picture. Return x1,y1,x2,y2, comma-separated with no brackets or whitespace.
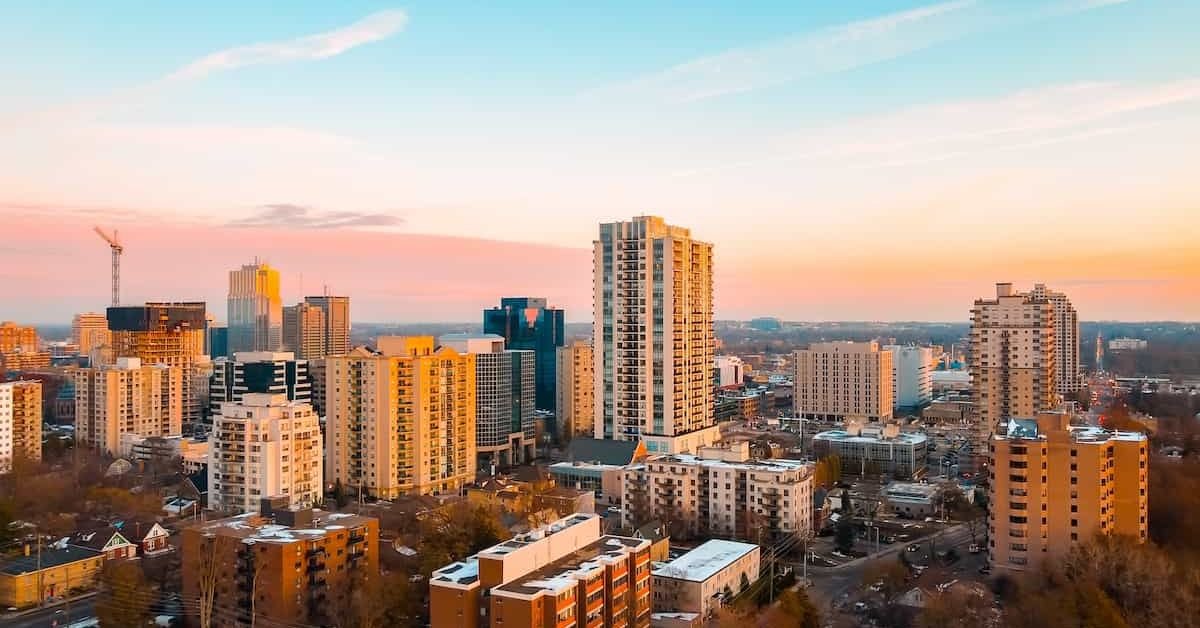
181,505,378,627
988,412,1148,571
430,513,652,628
620,441,813,540
651,540,759,618
812,421,928,479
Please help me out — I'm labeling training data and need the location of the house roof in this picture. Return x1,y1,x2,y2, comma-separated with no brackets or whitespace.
1,546,103,575
566,438,642,466
635,520,668,543
69,528,133,551
652,540,759,583
186,470,208,494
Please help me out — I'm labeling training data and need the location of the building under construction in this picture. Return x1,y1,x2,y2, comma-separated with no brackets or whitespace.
108,302,208,427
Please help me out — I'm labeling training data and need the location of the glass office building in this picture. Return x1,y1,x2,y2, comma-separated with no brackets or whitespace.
483,297,564,412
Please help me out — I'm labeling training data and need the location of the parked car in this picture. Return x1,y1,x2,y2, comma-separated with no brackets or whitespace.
907,544,921,552
968,544,982,554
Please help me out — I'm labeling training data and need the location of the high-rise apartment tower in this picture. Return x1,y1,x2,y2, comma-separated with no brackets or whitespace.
594,217,717,454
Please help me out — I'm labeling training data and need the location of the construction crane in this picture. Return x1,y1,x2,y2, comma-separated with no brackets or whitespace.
92,226,123,307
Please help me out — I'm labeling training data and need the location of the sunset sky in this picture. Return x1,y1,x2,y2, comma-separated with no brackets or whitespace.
2,1,1198,323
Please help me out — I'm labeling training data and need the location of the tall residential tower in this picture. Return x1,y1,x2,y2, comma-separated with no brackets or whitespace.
594,217,717,454
1029,283,1081,395
970,283,1058,437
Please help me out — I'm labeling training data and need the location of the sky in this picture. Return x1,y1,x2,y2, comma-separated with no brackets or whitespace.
2,0,1198,323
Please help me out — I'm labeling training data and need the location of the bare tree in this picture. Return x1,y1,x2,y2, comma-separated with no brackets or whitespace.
197,533,232,628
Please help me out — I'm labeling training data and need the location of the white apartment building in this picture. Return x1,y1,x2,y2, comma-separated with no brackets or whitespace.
884,345,934,410
794,341,894,422
621,441,813,540
208,393,323,514
651,540,760,617
557,340,595,440
594,216,718,454
75,357,182,455
714,355,745,388
1029,284,1081,395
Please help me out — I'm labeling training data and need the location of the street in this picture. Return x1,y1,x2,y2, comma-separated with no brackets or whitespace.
2,595,97,628
806,523,982,610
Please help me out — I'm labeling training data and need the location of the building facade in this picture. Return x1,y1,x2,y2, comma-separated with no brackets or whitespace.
0,381,42,472
988,412,1148,571
811,422,928,479
483,297,564,413
71,312,110,361
556,340,595,441
209,393,323,514
0,546,104,609
0,322,48,372
1028,284,1081,395
75,357,182,455
714,355,745,388
884,345,933,410
431,513,652,628
970,283,1059,438
794,341,894,422
594,217,718,454
621,442,813,540
283,302,326,360
107,302,207,425
440,334,535,468
304,295,351,357
208,351,312,419
651,540,759,617
181,508,378,627
325,337,476,498
228,260,283,354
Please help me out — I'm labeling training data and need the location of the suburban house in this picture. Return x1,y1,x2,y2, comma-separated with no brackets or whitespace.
69,528,136,561
116,520,171,556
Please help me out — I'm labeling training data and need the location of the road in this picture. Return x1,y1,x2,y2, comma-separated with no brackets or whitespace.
806,523,982,607
2,595,97,628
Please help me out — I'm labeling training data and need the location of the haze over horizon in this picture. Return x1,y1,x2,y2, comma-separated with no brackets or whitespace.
3,1,1198,322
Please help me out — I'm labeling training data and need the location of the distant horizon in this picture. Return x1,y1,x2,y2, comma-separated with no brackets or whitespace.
24,317,1199,328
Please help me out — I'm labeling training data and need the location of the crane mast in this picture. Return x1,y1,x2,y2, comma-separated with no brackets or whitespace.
92,226,123,307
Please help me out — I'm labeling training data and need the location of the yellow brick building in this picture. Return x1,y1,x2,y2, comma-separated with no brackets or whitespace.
0,546,104,609
325,336,476,498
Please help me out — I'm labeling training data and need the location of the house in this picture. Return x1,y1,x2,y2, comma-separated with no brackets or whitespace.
896,587,931,609
115,520,171,556
69,528,136,560
635,520,671,562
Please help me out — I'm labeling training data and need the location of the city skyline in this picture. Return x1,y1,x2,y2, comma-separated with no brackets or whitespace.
2,1,1198,322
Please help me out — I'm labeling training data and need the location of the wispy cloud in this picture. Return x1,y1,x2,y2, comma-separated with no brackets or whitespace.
227,204,404,230
672,77,1200,176
165,9,408,81
593,0,1137,104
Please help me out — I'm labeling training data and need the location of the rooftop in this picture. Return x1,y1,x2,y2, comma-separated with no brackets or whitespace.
478,513,597,558
630,454,811,474
885,482,940,501
813,430,928,445
1,546,103,575
190,510,372,542
566,438,644,466
495,535,646,598
651,539,758,583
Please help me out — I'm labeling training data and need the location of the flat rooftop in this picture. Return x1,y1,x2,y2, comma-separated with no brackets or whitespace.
1,545,103,575
190,510,372,543
651,539,758,583
813,430,927,445
495,536,646,597
478,513,597,558
629,455,810,473
431,513,600,586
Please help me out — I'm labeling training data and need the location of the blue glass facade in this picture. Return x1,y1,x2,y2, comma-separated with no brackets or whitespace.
483,297,564,413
